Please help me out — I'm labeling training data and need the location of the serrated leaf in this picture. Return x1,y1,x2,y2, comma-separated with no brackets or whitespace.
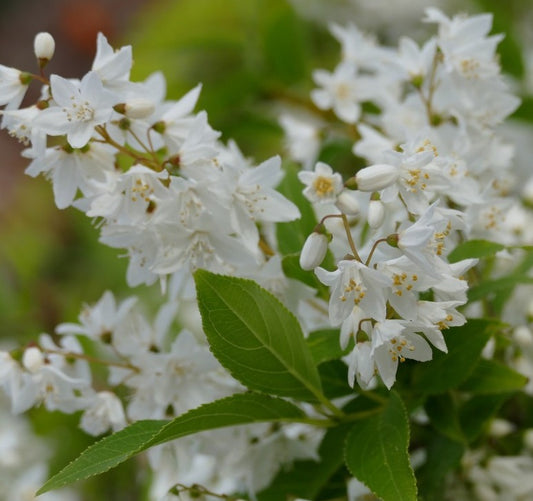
448,239,505,263
194,269,322,401
148,392,305,447
459,358,527,394
344,392,417,501
425,393,464,443
38,393,305,494
37,420,166,495
410,319,500,394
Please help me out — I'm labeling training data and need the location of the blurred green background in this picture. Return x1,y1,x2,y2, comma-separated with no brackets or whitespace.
0,0,531,499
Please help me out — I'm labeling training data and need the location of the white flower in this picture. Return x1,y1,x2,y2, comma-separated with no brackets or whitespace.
371,320,432,389
311,62,367,123
80,391,126,436
298,162,343,204
0,65,29,110
315,259,391,325
91,32,132,89
56,290,137,342
34,71,118,148
346,341,376,390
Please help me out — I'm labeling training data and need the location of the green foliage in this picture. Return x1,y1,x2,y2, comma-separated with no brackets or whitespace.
448,239,505,263
38,393,305,494
460,359,528,394
410,319,501,394
257,424,350,501
344,392,417,501
194,269,323,401
276,163,320,256
416,433,465,501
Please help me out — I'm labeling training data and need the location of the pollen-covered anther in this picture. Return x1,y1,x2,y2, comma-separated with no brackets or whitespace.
313,176,334,197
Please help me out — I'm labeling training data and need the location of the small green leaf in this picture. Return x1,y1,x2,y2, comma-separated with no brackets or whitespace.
417,433,464,501
468,276,533,303
307,329,348,365
425,393,464,443
459,358,527,394
194,270,322,401
318,360,352,399
344,392,417,501
448,239,505,263
460,394,509,442
38,393,305,494
276,164,319,256
411,319,500,394
257,422,350,501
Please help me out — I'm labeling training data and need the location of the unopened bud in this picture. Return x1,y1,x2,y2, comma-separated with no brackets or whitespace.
300,232,329,270
34,32,55,65
115,99,155,119
386,233,400,248
513,325,533,348
488,418,514,438
524,429,533,450
355,164,398,192
336,190,360,215
368,199,385,228
22,346,45,372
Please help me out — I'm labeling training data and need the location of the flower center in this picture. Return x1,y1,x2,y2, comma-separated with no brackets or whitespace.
313,176,334,197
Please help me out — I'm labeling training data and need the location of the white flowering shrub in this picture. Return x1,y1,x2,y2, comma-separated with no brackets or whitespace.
2,2,533,500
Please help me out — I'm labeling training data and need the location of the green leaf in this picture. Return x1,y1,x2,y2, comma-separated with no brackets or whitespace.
410,319,500,394
194,269,322,401
281,254,331,294
318,360,352,399
147,392,305,447
307,329,347,365
262,4,308,84
460,394,509,442
416,433,465,501
425,393,464,443
257,422,350,501
468,276,533,303
38,393,305,494
344,392,417,501
459,358,527,394
276,164,319,256
37,420,166,495
448,239,505,263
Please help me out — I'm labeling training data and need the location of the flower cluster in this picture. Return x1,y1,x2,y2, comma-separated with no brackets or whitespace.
291,8,523,389
1,7,533,501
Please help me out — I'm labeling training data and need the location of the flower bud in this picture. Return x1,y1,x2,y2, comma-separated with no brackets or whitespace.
335,189,360,215
488,418,514,438
368,199,385,228
524,429,533,450
22,346,45,372
513,325,533,348
124,99,155,119
300,232,328,270
355,164,398,192
34,32,55,64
